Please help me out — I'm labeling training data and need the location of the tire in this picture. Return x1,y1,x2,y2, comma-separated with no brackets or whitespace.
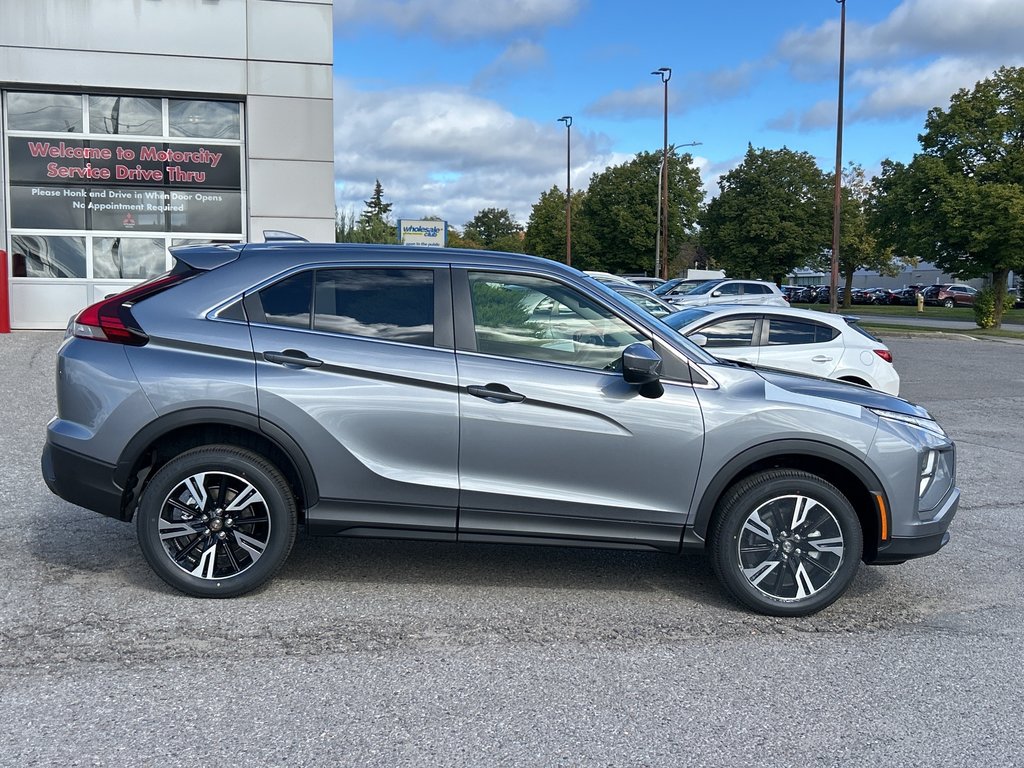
136,445,297,597
943,299,955,308
709,469,863,617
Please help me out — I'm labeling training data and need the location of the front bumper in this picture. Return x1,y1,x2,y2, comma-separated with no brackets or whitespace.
41,440,128,521
872,485,960,564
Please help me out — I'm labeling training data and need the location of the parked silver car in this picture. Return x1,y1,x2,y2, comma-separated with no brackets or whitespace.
42,243,959,616
668,278,788,307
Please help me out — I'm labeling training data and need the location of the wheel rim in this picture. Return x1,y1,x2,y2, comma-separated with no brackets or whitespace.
157,471,271,580
736,494,845,602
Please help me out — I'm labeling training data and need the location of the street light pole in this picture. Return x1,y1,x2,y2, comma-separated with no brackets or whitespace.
557,115,573,266
830,0,846,314
652,67,671,279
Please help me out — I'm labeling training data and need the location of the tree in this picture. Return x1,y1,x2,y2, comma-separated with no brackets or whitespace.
463,208,525,252
359,179,395,244
523,186,586,263
833,164,901,308
578,149,703,274
871,66,1024,327
699,145,832,284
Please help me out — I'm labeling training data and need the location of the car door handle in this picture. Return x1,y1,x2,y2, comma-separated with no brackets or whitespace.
263,350,324,368
811,355,834,363
467,384,525,403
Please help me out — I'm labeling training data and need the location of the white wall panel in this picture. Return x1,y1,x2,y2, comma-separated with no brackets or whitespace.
248,160,335,219
248,1,332,64
0,0,247,59
247,61,333,99
11,282,89,329
0,48,247,95
247,96,333,161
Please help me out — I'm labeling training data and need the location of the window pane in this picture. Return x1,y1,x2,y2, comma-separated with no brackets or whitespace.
469,272,646,369
7,92,82,132
260,271,313,329
169,100,240,139
89,96,162,135
767,319,818,345
11,235,86,278
92,237,166,279
313,269,434,346
718,283,741,295
700,318,756,347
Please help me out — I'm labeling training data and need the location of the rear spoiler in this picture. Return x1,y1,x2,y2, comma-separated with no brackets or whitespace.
169,243,244,271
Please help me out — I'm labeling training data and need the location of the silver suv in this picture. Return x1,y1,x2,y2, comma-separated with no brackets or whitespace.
42,243,960,616
668,278,788,308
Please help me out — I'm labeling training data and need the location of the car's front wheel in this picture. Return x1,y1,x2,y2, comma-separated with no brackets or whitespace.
709,470,863,616
136,445,297,597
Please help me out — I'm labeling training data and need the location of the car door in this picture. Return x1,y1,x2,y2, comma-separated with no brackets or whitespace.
708,282,742,305
756,316,842,378
453,269,705,551
246,264,460,538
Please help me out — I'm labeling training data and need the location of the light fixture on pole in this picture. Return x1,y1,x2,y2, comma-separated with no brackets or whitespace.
830,0,846,314
557,115,573,266
652,67,671,279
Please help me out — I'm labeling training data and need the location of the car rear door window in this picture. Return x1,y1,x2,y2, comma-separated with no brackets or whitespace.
766,318,837,345
259,271,312,329
313,268,434,346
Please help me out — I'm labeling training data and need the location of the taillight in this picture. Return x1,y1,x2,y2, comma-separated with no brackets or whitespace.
72,271,193,345
874,349,893,363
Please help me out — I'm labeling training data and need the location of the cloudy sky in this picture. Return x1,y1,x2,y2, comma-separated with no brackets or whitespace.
332,0,1024,229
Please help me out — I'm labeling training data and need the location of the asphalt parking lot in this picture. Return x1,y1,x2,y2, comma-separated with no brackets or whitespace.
1,330,1022,766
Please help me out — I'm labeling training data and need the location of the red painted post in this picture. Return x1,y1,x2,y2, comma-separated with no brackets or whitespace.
0,250,10,333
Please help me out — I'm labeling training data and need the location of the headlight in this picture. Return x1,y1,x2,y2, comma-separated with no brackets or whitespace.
869,408,946,438
918,447,955,513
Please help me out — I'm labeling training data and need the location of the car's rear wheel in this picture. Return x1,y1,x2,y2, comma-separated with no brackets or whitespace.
136,445,297,597
709,470,862,617
943,298,955,308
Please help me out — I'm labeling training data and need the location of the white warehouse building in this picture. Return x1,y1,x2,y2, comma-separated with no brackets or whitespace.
1,0,336,329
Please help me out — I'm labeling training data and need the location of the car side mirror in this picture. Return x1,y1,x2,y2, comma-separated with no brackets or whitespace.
621,343,664,399
689,333,708,348
711,290,722,297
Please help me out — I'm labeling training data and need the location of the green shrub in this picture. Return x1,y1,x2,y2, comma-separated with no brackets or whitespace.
973,287,1016,328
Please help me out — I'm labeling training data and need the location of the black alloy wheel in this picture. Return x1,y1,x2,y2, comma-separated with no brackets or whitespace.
136,445,297,597
710,469,863,617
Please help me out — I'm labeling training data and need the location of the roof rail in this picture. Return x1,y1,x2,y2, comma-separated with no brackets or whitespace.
263,230,309,242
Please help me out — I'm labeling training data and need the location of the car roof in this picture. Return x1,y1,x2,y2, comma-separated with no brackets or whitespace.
669,303,849,326
172,242,586,276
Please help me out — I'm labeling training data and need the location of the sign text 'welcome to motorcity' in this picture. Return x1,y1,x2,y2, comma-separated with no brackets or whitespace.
25,141,225,183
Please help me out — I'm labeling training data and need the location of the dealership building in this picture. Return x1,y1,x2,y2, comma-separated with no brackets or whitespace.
1,0,335,329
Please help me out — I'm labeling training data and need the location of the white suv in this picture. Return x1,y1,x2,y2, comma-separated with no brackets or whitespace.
667,279,788,307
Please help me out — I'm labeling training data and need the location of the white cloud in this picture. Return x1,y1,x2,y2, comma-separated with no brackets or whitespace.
772,0,1024,127
850,57,1020,121
333,79,617,227
472,40,549,89
779,0,1024,68
586,62,762,120
334,0,581,39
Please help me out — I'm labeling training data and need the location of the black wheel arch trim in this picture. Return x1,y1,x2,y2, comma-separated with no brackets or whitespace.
113,407,319,509
686,438,888,547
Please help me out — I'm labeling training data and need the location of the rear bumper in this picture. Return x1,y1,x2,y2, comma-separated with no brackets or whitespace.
41,440,128,521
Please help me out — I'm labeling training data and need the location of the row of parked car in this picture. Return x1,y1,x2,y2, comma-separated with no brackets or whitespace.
780,284,980,307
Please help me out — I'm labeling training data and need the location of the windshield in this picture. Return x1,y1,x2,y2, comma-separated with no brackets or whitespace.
652,278,685,296
686,279,725,296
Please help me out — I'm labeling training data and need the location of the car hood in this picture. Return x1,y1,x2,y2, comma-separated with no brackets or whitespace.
756,368,929,418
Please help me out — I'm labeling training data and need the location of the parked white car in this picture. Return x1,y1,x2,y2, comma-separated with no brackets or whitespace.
668,278,788,307
663,305,901,395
